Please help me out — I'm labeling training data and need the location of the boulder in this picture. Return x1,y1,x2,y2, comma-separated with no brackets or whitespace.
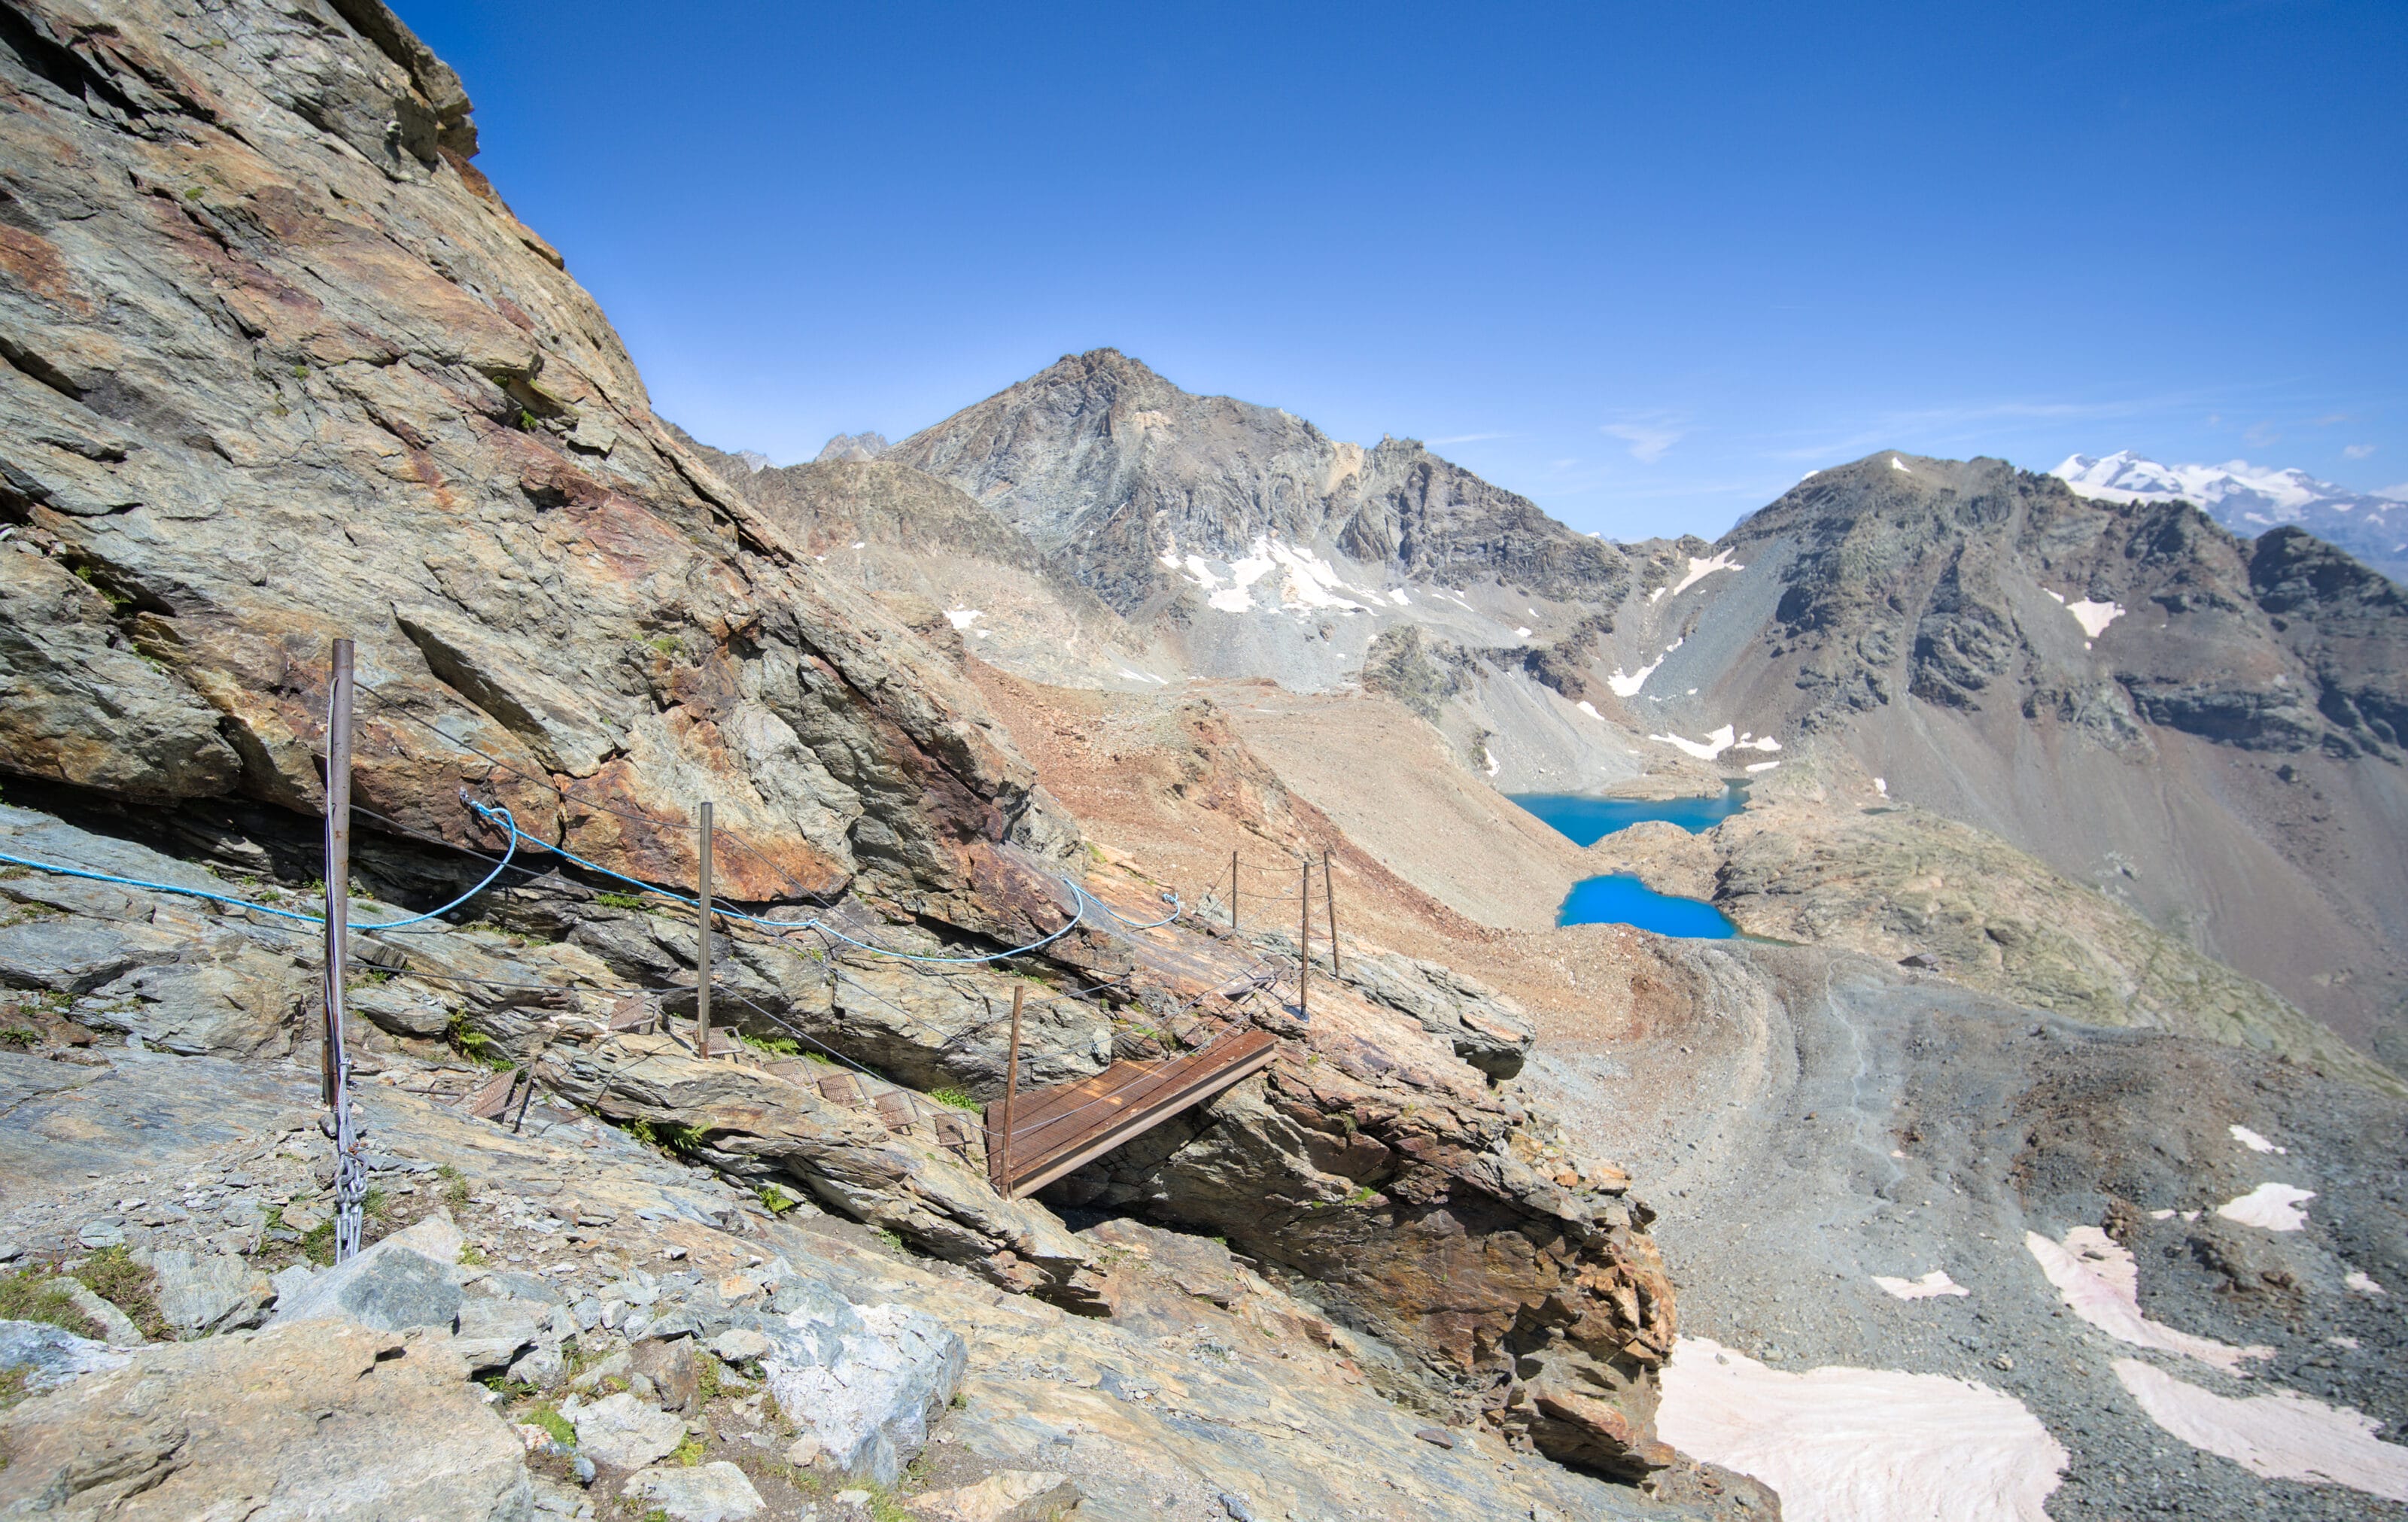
0,1318,129,1393
61,1280,142,1346
762,1297,965,1485
453,1296,549,1375
150,1249,272,1337
0,1322,529,1519
570,1390,687,1470
619,1461,765,1521
270,1216,465,1333
628,1334,701,1411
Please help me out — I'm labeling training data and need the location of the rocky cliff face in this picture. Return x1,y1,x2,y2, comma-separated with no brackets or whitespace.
882,348,1631,615
0,0,1711,1497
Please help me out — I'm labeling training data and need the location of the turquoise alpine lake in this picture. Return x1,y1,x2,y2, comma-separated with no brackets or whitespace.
1510,784,1747,936
1507,782,1749,846
1553,873,1738,937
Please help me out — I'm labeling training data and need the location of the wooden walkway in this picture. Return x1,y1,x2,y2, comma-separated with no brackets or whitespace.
987,1028,1280,1198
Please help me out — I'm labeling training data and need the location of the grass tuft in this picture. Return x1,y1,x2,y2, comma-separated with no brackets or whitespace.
0,1268,99,1339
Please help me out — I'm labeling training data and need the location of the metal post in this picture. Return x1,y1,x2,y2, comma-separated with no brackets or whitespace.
1229,849,1239,932
999,985,1024,1198
1323,849,1341,975
695,802,714,1059
1298,860,1310,1020
323,638,365,1262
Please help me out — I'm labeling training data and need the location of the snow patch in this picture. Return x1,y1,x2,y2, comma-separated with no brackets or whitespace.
1647,587,1666,604
2230,1125,2287,1155
944,609,982,630
1207,588,1254,613
1873,1270,1968,1301
1576,701,1604,720
1516,627,1533,639
2346,1271,2386,1296
1669,549,1744,598
1747,760,1781,773
1388,588,1410,606
2024,1227,2270,1376
1608,659,1662,698
1874,777,1888,797
2068,599,2124,639
2218,1183,2315,1232
1655,1336,2066,1522
1891,456,1911,474
1648,725,1783,761
2113,1358,2408,1502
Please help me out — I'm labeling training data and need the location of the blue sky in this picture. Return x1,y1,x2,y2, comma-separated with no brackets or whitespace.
400,1,2405,541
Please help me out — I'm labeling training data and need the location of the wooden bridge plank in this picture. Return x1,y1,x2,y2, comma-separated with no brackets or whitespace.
984,1028,1279,1198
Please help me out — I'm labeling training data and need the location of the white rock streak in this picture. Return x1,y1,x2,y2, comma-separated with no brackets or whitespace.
1669,549,1744,597
1872,1270,1968,1301
2113,1359,2408,1502
944,609,982,630
2217,1183,2316,1232
1655,1336,2066,1522
2024,1228,2270,1376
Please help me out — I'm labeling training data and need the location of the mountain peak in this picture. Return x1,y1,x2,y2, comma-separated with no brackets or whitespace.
2054,452,2406,584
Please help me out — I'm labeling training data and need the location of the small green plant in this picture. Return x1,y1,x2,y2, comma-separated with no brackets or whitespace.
362,1187,391,1223
642,1511,671,1522
0,1363,29,1410
526,1405,575,1448
695,1354,724,1404
627,1117,658,1147
291,363,308,378
874,1228,905,1252
661,1122,707,1157
444,1012,510,1069
439,1164,470,1208
299,1218,337,1267
864,1484,914,1522
458,1243,489,1267
516,409,540,432
0,1268,99,1339
738,1031,801,1057
594,891,646,910
0,1028,39,1050
926,1086,980,1111
669,1432,707,1468
479,1373,540,1401
757,1184,800,1216
73,1247,168,1341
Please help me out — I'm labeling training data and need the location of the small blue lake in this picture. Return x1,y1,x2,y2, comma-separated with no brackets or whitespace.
1554,874,1738,937
1510,784,1747,937
1507,782,1750,847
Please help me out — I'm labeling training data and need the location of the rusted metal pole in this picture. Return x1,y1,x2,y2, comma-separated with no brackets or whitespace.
1298,860,1310,1020
323,637,364,1262
1323,849,1340,975
1229,849,1239,931
999,984,1025,1198
695,801,714,1058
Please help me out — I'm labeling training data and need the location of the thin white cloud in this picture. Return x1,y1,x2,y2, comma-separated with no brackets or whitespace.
1427,431,1510,446
2343,443,2376,460
2245,421,2281,447
1601,412,1687,463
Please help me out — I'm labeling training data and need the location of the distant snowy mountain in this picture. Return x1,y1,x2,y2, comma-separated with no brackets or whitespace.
2054,451,2407,585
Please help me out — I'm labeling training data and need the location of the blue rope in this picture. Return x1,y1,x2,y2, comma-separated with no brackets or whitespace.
0,804,521,932
466,800,1179,964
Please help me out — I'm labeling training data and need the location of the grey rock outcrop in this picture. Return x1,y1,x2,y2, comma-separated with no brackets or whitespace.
269,1215,464,1332
0,1319,129,1394
149,1249,271,1337
759,1294,966,1484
